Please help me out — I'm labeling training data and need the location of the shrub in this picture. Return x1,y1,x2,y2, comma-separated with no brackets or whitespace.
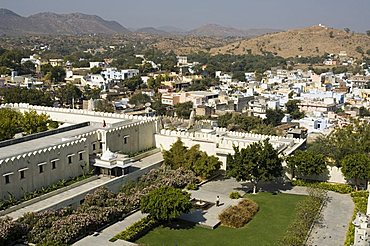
344,191,369,246
219,199,259,228
111,216,158,242
292,179,353,194
0,216,28,245
279,188,326,246
229,191,242,199
185,183,198,190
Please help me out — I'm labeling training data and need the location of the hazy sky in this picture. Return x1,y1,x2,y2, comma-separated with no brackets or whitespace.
1,0,369,32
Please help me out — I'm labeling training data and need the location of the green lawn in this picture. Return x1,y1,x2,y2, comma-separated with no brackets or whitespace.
136,192,305,246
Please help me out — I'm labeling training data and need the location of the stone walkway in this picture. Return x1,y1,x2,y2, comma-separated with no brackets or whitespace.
74,211,146,246
306,191,354,246
5,176,111,220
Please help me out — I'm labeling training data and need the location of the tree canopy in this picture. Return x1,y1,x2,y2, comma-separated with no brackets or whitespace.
286,150,327,179
140,186,192,221
341,153,370,190
0,109,52,141
285,100,304,119
0,87,53,106
174,101,193,119
163,138,221,179
226,139,283,193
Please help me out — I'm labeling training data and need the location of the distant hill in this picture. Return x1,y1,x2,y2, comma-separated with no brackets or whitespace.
0,8,130,35
210,25,370,58
187,24,281,37
156,26,187,35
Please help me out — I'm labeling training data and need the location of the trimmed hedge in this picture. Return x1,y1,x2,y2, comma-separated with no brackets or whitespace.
292,179,353,194
111,216,158,242
219,199,258,228
229,191,242,199
344,191,369,246
279,188,326,246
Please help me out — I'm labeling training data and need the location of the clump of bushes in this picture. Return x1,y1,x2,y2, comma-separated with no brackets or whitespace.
279,188,327,246
0,216,28,245
219,199,259,228
110,216,158,242
229,191,242,199
292,179,353,194
344,191,369,246
185,183,198,190
14,167,197,245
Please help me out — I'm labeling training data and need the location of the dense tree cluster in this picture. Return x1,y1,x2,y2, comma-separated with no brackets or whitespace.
0,87,53,106
0,109,52,141
163,138,221,179
140,186,192,222
226,139,283,193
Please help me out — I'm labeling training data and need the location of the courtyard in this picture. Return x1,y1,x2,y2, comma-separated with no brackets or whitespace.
136,192,305,246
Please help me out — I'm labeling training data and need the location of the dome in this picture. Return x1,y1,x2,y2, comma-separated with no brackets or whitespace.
101,148,117,161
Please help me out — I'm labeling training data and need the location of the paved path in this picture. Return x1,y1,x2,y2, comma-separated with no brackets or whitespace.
306,191,354,246
74,211,146,246
5,176,111,220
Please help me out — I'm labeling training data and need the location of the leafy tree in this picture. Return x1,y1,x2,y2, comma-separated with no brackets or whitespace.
250,124,277,136
124,76,143,91
151,95,167,116
56,83,82,107
140,186,192,221
232,71,246,81
355,46,364,55
128,92,151,107
147,77,162,91
90,66,103,74
163,138,187,169
367,30,370,36
45,66,66,82
174,101,193,119
285,100,304,119
83,85,101,100
186,145,221,179
341,153,370,190
0,87,52,106
264,109,284,126
226,139,283,193
286,150,327,179
163,139,221,178
95,99,114,113
0,108,23,141
22,110,51,135
0,66,10,75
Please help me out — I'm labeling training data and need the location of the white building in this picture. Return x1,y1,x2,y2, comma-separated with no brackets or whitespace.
101,68,139,82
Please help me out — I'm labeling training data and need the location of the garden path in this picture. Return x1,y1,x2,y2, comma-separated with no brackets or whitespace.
306,191,354,246
73,211,145,246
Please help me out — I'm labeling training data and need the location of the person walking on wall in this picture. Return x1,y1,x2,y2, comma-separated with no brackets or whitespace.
216,196,220,207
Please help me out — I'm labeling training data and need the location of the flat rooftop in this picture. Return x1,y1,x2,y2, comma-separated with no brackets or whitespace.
0,125,100,160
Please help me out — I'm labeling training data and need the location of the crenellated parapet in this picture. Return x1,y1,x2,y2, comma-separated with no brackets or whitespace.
0,138,87,165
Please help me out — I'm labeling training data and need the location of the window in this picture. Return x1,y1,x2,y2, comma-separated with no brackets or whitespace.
39,165,44,173
93,143,96,151
20,170,25,179
99,142,103,149
5,175,10,184
79,152,83,161
68,156,73,164
51,160,57,170
124,136,129,144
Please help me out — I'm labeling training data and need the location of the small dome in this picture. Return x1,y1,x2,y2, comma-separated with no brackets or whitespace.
101,148,117,161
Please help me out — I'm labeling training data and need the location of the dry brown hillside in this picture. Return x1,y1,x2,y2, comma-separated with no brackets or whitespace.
210,25,370,58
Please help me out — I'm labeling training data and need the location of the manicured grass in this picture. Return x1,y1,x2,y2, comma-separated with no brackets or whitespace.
136,192,306,246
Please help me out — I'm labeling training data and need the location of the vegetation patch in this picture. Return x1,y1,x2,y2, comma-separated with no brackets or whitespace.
291,179,353,194
219,199,259,228
229,191,242,199
279,188,326,246
111,216,158,242
344,191,369,246
137,193,305,246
